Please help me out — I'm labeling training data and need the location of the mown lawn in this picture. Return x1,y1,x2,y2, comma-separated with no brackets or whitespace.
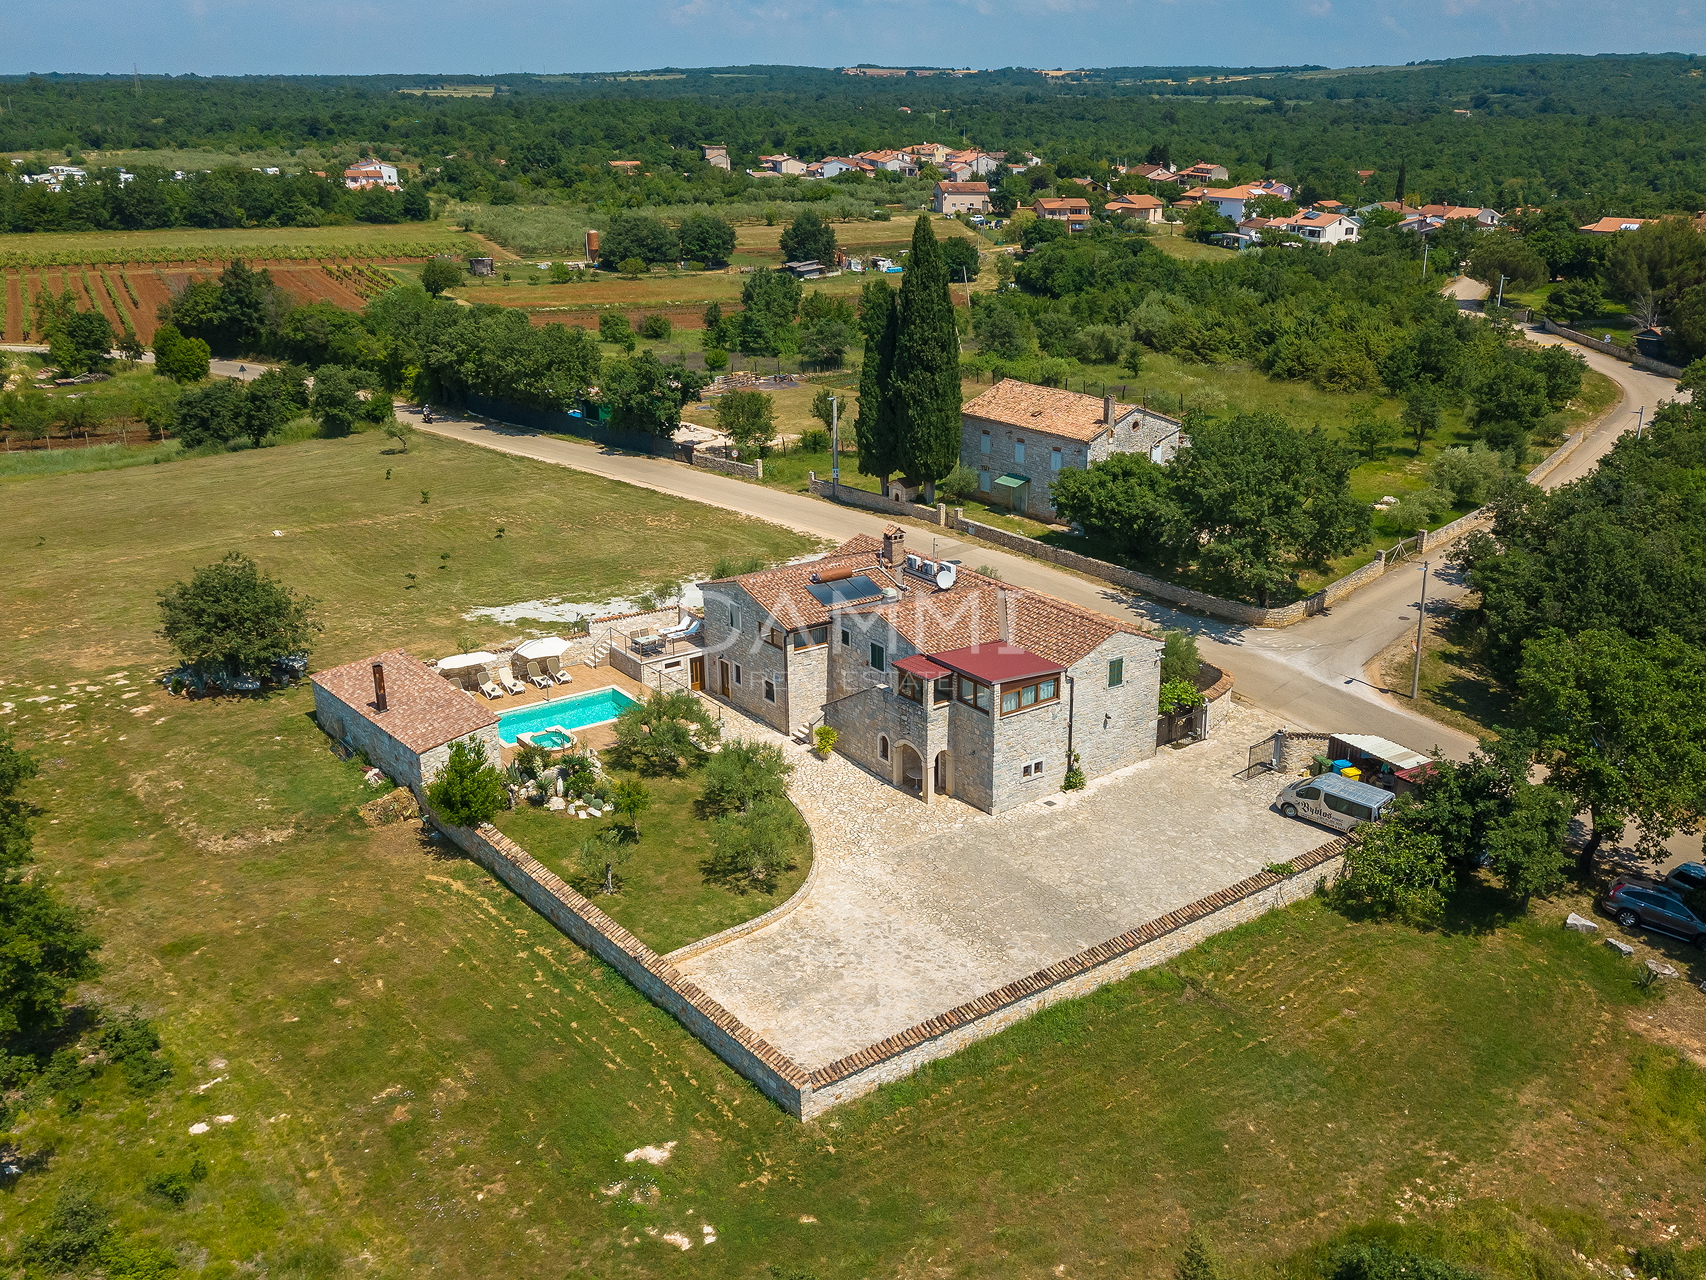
493,765,810,954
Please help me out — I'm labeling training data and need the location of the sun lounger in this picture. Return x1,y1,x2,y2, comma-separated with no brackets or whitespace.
499,674,526,695
530,674,552,690
479,681,503,700
552,669,574,685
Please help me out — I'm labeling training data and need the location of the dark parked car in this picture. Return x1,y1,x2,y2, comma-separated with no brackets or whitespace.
1601,879,1706,947
1663,862,1706,897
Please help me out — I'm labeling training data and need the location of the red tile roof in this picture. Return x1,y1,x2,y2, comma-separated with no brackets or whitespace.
893,654,952,680
311,649,496,753
930,642,1061,684
962,378,1132,444
935,181,990,193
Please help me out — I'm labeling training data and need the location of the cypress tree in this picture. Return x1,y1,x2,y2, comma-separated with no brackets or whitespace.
892,216,963,499
854,276,902,484
1393,159,1408,204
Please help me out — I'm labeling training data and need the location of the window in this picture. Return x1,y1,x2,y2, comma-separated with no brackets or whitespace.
933,676,953,705
957,675,991,712
1051,447,1063,473
1014,438,1026,465
870,642,886,672
878,735,890,761
980,430,991,455
733,664,742,686
763,679,776,703
897,671,924,703
1107,658,1124,688
1020,758,1046,778
729,604,741,631
999,676,1060,715
765,627,785,649
840,626,851,648
792,626,829,650
1297,787,1320,801
978,470,991,493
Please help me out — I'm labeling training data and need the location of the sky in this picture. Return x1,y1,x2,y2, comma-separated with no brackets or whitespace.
3,0,1702,77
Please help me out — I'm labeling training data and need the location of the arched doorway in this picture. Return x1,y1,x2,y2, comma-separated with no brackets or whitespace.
933,750,952,798
897,743,925,797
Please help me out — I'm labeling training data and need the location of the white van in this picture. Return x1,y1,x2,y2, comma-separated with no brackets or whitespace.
1276,772,1394,833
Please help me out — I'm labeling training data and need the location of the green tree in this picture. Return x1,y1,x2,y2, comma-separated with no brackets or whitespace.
892,215,963,497
700,739,794,817
426,738,510,829
401,182,433,220
1339,821,1452,920
1246,193,1298,219
639,313,672,340
419,257,462,296
310,364,375,436
1168,413,1371,607
600,211,679,267
1466,232,1548,293
602,350,711,436
714,387,776,455
1345,418,1396,461
611,778,652,837
1519,627,1706,869
973,303,1036,359
211,259,283,354
242,366,309,447
576,828,631,895
1049,451,1180,560
1402,390,1441,455
610,688,721,773
1181,202,1235,243
736,268,803,356
702,799,804,893
854,277,903,483
810,386,837,432
1161,630,1201,685
1175,1230,1225,1280
680,212,736,267
599,312,636,351
941,235,980,283
383,419,417,452
47,307,115,376
156,551,321,676
1547,278,1604,324
173,379,247,449
152,324,210,384
1471,362,1548,456
779,208,836,264
701,300,732,350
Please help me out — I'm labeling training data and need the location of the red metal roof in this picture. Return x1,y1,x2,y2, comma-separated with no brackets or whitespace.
893,654,951,680
929,643,1062,685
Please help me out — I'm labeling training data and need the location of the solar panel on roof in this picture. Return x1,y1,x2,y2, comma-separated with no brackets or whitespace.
806,575,883,606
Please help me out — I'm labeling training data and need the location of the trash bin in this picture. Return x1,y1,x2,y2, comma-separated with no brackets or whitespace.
1311,754,1332,776
1339,766,1362,781
1331,759,1353,774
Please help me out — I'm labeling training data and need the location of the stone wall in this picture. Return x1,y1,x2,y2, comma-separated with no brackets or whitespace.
692,451,762,480
1539,317,1685,378
806,477,947,524
311,683,500,792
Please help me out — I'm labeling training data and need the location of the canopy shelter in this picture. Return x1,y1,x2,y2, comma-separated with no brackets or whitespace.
513,636,570,661
510,635,574,679
992,472,1030,513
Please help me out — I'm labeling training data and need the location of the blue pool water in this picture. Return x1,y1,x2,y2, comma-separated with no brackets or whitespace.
496,687,638,744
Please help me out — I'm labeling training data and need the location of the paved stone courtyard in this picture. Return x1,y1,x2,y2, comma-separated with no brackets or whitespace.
675,700,1334,1070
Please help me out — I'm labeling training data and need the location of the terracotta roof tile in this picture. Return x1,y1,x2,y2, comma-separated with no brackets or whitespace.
963,378,1132,444
311,649,496,753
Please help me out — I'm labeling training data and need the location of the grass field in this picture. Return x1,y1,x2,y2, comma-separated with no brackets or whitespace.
3,427,1704,1274
0,221,475,268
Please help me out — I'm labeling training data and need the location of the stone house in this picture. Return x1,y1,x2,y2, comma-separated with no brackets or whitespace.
960,379,1187,522
698,528,1161,813
932,181,992,215
311,649,500,794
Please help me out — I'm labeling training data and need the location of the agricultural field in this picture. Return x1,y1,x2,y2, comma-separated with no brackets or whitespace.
0,220,477,268
3,426,1704,1276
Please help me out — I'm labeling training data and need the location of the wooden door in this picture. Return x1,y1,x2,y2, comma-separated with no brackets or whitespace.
718,660,731,697
690,657,704,691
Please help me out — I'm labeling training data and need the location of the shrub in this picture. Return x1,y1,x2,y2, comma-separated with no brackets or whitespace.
96,1007,170,1091
937,463,981,503
1426,442,1509,506
617,257,648,277
711,553,768,578
145,1155,209,1208
700,739,794,816
639,313,673,340
1158,678,1205,715
799,427,830,453
1161,630,1201,685
1387,486,1454,529
813,725,838,756
1336,819,1451,921
703,347,729,371
702,799,804,893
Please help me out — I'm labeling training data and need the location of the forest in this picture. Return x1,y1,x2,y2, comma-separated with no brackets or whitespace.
3,54,1706,217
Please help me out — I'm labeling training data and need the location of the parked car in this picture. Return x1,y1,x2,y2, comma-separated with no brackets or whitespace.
1663,861,1706,896
1601,879,1706,946
1275,773,1394,833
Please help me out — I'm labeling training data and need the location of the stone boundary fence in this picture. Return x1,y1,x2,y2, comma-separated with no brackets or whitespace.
692,451,762,480
1540,317,1686,379
807,476,951,525
422,799,1347,1119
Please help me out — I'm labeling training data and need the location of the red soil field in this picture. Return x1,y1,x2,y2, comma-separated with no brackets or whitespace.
4,272,22,342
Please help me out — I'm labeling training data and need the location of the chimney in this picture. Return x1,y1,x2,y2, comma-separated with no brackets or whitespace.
371,662,388,712
1103,392,1116,424
882,523,905,567
997,588,1014,643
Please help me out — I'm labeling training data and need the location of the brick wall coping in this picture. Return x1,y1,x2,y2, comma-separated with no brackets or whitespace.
802,834,1349,1087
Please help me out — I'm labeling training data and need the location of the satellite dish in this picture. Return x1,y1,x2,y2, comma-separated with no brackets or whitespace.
935,563,958,590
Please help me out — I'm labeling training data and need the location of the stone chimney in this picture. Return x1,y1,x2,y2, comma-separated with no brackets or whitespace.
372,662,388,713
882,523,905,567
1103,392,1116,424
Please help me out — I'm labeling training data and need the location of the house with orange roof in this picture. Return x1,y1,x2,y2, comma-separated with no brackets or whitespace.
1105,192,1165,223
697,528,1162,809
1580,216,1653,235
1031,196,1092,231
312,650,499,791
932,180,991,214
960,379,1186,521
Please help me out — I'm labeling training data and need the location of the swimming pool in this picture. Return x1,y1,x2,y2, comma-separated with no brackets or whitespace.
496,687,639,745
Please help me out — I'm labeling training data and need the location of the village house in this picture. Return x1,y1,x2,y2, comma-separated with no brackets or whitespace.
697,529,1162,812
701,144,731,171
1199,185,1269,221
1031,196,1092,231
908,142,953,166
1105,192,1166,223
1225,209,1362,249
311,649,500,793
1580,216,1652,235
808,156,861,179
343,161,400,190
932,180,992,214
857,149,919,176
961,379,1186,521
753,154,809,177
945,149,1001,177
1176,161,1230,185
1122,163,1176,184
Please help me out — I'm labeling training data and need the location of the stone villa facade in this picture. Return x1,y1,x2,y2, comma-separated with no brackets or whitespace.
961,379,1188,522
311,649,500,793
698,528,1161,813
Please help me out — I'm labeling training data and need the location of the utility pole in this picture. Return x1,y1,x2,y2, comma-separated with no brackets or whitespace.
1496,274,1508,308
1635,405,1646,439
829,395,840,495
1411,560,1430,701
1421,239,1430,280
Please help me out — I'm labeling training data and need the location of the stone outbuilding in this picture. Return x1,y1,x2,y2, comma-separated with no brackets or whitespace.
961,379,1187,522
698,527,1162,813
311,649,499,794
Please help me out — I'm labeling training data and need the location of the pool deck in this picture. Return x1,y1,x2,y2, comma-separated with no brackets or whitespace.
481,665,648,761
